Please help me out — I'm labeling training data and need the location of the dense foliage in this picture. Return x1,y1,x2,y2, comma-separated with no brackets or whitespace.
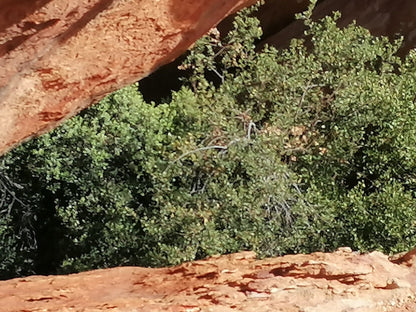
2,1,416,278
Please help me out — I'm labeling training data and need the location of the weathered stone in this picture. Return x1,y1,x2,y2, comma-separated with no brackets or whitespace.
0,0,255,155
2,249,416,311
3,0,416,156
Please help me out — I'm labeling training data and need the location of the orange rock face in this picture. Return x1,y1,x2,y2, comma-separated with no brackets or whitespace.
0,0,255,155
2,249,416,312
2,0,416,156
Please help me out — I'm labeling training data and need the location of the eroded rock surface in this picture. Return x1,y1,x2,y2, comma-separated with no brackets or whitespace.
2,248,416,312
0,0,255,155
2,0,416,156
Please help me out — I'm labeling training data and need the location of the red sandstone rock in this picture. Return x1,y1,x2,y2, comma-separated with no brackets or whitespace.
2,0,416,156
0,0,256,155
1,248,416,312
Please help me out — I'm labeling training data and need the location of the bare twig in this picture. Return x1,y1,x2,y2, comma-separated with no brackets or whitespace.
0,175,26,216
211,68,225,84
247,121,257,140
0,168,38,250
173,145,228,164
294,83,319,121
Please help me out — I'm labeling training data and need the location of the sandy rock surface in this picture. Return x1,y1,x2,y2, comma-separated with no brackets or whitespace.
2,248,416,312
0,0,255,155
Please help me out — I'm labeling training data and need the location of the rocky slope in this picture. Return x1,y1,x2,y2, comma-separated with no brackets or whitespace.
2,248,416,312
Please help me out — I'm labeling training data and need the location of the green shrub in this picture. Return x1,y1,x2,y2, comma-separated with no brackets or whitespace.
0,160,37,279
2,1,416,277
